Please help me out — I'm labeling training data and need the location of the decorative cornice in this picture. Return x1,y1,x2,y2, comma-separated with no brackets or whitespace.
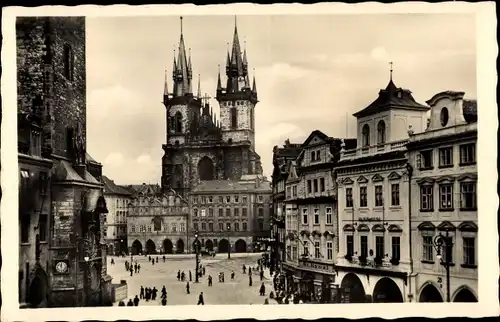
371,173,384,182
457,173,478,182
387,171,402,180
357,224,370,232
357,175,368,183
457,221,478,232
436,175,456,183
417,221,436,230
342,177,354,185
371,224,385,232
387,224,403,233
416,177,435,185
343,224,355,232
437,220,456,231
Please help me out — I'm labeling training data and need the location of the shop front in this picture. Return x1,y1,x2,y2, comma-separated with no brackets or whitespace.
296,258,338,303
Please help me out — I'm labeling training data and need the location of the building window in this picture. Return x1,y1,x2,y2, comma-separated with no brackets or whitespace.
314,242,320,259
234,208,239,216
172,224,177,232
63,44,74,81
360,235,368,258
311,151,316,162
174,111,183,133
286,245,292,260
193,196,198,204
234,196,239,203
375,185,384,207
242,222,247,231
326,207,332,224
420,185,434,211
359,186,367,207
375,236,384,258
194,222,199,231
30,130,42,157
242,208,247,216
219,222,224,231
307,180,312,194
258,220,264,230
460,182,476,210
208,196,213,203
201,222,207,231
38,214,47,242
320,178,325,192
219,196,223,203
226,196,231,203
460,143,475,165
313,209,319,225
302,209,308,225
201,209,206,217
180,223,185,232
147,226,152,232
362,124,370,147
286,186,291,199
242,196,248,203
258,195,264,202
292,245,297,260
131,226,136,233
439,184,453,210
463,237,475,266
209,208,214,217
208,222,213,232
258,208,264,217
422,236,433,261
230,107,237,129
346,188,353,207
234,222,240,231
218,208,223,217
346,235,354,256
226,223,231,231
326,242,333,260
439,147,453,167
226,208,231,217
377,120,386,145
201,196,206,204
292,185,297,197
303,241,309,256
391,236,400,260
442,237,454,263
313,179,318,193
391,184,400,206
417,150,433,169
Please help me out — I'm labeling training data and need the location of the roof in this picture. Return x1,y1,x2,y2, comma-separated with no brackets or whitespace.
86,152,101,165
122,183,162,196
462,99,477,123
52,160,101,186
192,179,271,193
353,79,429,118
102,175,133,196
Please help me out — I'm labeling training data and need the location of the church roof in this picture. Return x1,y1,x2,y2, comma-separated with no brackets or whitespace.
353,79,429,118
102,175,133,196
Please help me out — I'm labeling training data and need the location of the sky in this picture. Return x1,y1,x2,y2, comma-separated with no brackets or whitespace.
85,14,476,185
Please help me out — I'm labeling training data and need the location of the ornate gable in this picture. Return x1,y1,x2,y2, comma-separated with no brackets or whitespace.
357,175,368,184
457,221,478,232
372,174,384,182
388,171,402,180
437,220,456,231
302,130,329,147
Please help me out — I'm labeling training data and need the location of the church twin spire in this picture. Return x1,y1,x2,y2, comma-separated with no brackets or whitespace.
165,17,193,98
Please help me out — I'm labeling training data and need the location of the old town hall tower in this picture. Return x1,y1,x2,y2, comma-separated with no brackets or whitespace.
161,17,263,196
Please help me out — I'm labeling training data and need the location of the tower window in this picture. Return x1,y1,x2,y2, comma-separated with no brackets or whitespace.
362,124,370,147
174,111,183,133
63,44,74,81
231,107,237,129
377,120,386,145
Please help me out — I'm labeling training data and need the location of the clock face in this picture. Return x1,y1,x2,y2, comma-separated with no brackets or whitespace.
55,261,68,273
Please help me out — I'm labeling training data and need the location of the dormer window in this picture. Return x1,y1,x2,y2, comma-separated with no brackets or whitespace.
377,121,386,145
362,124,370,147
440,107,449,127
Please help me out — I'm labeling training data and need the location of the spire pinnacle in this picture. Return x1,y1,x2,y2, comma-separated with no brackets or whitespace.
217,64,222,90
164,67,169,95
180,16,183,36
389,61,393,81
252,68,257,93
197,74,201,98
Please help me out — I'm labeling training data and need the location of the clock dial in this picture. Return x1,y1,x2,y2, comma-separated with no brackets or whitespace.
55,261,68,273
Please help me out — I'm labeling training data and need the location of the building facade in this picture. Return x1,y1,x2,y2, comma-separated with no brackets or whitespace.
407,91,478,302
335,77,429,303
281,131,356,303
189,176,272,254
102,176,132,256
270,140,302,272
16,17,112,307
125,184,189,255
161,18,262,197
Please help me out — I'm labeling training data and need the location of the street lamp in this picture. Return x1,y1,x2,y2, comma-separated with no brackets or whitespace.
227,223,231,259
433,230,453,302
194,231,200,283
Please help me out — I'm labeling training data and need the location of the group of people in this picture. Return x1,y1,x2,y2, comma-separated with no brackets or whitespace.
125,260,141,276
118,295,140,307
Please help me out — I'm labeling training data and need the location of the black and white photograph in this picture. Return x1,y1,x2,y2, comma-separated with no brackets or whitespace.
0,2,497,321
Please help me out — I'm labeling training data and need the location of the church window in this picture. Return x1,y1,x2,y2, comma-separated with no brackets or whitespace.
174,111,183,133
362,124,370,147
250,108,254,130
377,120,386,145
198,157,214,181
231,107,237,129
63,44,74,81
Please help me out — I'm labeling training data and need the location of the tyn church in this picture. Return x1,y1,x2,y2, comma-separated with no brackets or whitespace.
161,17,263,196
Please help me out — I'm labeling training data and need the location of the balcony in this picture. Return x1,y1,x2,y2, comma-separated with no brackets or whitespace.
340,139,408,161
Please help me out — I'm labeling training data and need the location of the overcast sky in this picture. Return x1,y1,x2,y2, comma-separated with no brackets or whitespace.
86,14,476,185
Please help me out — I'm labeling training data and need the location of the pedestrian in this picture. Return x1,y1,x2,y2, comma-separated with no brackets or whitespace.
163,255,166,262
231,271,235,280
189,270,192,281
197,292,205,305
177,270,181,281
264,298,269,305
152,287,158,301
249,275,253,287
133,295,139,306
137,264,141,273
130,267,133,277
127,299,134,306
181,271,185,281
248,267,252,275
156,256,159,263
134,263,138,273
118,300,125,306
242,264,246,274
260,270,264,281
148,256,151,262
111,258,115,265
140,286,145,299
186,281,190,294
208,275,212,287
202,266,206,276
161,296,167,306
145,288,150,301
152,260,155,266
161,285,167,298
260,283,266,296
221,272,225,283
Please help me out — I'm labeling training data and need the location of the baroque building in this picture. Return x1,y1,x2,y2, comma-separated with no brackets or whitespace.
188,176,272,254
280,131,356,303
125,184,189,255
270,140,302,272
336,74,429,303
407,91,478,302
16,17,112,307
161,17,262,197
102,176,132,256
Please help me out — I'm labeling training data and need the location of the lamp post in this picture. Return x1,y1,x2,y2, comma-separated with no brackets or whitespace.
227,223,231,259
194,231,200,283
432,230,452,302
